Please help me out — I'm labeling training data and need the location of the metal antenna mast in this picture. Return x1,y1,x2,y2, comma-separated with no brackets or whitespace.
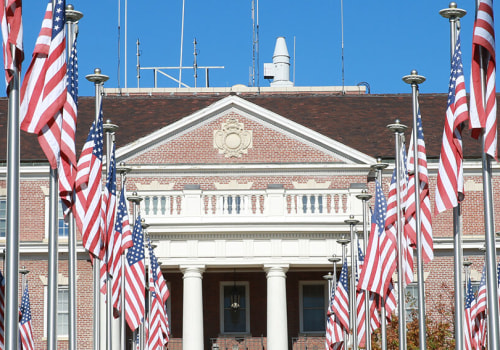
125,0,128,88
340,0,345,95
179,0,186,87
251,0,259,87
193,38,198,88
136,38,141,88
117,0,121,89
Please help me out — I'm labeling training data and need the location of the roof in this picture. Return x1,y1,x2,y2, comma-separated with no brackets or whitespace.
0,91,493,164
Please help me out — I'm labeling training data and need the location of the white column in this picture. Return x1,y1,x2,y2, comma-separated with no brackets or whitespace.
181,265,205,350
264,264,289,350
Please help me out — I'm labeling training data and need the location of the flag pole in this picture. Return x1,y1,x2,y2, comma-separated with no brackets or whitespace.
345,215,359,349
103,121,118,350
47,1,65,347
117,162,132,349
4,26,21,350
86,68,109,350
463,258,472,287
329,255,341,290
386,119,408,350
127,193,143,349
369,158,389,350
140,219,150,350
337,236,351,347
474,0,500,345
65,6,83,350
439,4,467,350
19,266,29,295
356,190,372,350
402,70,427,350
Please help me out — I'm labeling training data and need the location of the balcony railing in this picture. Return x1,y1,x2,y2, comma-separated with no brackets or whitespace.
292,336,326,350
166,336,326,350
139,187,363,221
210,336,266,350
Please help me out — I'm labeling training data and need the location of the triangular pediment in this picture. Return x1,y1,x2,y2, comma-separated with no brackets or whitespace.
116,95,376,165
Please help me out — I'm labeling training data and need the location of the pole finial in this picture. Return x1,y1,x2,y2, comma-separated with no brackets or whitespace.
86,68,109,84
439,3,466,19
387,119,408,133
402,70,426,85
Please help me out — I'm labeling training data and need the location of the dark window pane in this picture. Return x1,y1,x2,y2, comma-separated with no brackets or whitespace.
303,285,324,308
223,285,247,333
303,309,325,332
302,284,325,332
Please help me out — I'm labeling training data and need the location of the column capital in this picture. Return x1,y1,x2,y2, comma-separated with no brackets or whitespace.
263,264,289,277
180,265,206,278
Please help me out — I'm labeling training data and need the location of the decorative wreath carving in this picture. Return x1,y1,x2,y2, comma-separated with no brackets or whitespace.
213,118,253,158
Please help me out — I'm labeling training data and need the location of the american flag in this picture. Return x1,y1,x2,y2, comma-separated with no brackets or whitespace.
125,215,145,331
470,0,497,159
383,280,397,322
111,189,133,316
356,243,380,348
325,262,346,350
382,169,403,292
148,239,169,304
74,105,104,258
332,259,350,332
19,283,34,350
0,0,23,91
20,0,67,169
464,278,474,350
0,270,4,349
100,143,117,294
435,33,468,214
400,146,414,286
358,180,387,297
472,266,487,350
405,106,433,263
58,36,79,216
147,239,170,349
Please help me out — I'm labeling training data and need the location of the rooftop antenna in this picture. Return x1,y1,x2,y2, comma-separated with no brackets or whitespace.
136,38,141,88
193,38,198,88
117,0,121,90
251,0,260,88
179,0,186,87
340,0,345,95
125,0,128,88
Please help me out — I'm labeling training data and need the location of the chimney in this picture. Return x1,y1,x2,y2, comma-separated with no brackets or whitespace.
263,37,294,87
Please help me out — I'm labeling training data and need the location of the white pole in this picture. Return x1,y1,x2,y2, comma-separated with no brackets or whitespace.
124,0,128,88
179,0,186,87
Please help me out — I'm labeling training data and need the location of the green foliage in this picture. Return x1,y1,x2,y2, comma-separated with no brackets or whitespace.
370,283,455,350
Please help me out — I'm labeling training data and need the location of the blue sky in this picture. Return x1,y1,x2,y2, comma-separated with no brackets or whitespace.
16,1,499,97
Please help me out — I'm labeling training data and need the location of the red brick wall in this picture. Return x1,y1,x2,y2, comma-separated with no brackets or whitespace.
0,257,94,350
129,113,342,164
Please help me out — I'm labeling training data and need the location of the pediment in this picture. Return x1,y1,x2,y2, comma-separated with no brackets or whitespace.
116,95,375,165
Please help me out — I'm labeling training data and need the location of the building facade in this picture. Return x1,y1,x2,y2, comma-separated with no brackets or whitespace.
0,86,498,349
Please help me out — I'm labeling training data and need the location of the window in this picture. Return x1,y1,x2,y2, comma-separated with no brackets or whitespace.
300,282,327,333
220,282,249,334
44,198,69,238
58,202,69,237
0,198,5,238
57,288,69,336
44,286,69,338
405,283,418,322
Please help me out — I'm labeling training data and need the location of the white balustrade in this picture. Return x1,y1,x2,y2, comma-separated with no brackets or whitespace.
139,188,360,220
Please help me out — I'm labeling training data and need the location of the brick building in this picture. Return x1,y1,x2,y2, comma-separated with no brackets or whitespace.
0,83,498,349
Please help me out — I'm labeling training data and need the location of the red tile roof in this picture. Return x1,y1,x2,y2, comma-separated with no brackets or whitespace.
0,92,494,164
